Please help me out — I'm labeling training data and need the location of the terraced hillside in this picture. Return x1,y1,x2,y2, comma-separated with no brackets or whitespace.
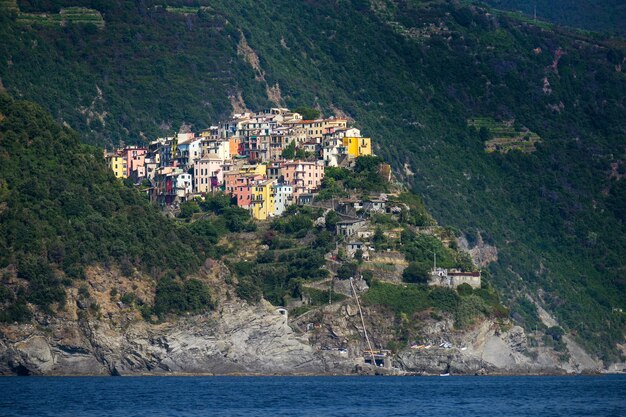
468,117,541,153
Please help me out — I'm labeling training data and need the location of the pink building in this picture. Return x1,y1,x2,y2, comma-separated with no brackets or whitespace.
229,174,264,208
194,157,224,194
124,147,147,178
282,160,325,197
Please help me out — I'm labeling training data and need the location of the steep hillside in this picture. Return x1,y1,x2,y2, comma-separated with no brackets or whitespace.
0,0,625,362
0,93,219,320
482,0,626,35
1,95,557,377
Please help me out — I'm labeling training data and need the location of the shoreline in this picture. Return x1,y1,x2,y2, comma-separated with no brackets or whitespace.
1,369,619,377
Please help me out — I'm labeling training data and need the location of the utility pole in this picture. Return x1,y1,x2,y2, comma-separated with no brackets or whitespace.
329,276,333,305
350,277,374,357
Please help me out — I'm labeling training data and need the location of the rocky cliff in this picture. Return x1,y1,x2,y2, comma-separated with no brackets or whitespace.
0,300,330,376
0,265,608,376
0,303,607,376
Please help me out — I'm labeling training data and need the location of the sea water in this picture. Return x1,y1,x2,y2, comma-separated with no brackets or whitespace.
0,375,624,416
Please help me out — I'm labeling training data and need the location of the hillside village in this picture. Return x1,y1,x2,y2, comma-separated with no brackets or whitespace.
104,108,481,291
105,108,372,220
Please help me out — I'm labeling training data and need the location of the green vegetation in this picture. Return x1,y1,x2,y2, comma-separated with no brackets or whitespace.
468,117,541,153
153,277,214,317
322,156,389,194
0,94,220,319
362,280,507,329
232,206,330,305
165,6,206,15
482,1,626,35
292,106,320,120
402,262,430,284
16,7,104,28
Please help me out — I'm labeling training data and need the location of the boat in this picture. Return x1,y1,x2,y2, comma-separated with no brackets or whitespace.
440,364,451,376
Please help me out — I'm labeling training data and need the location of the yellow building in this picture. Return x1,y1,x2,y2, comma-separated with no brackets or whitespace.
240,163,267,177
343,137,372,158
106,154,127,179
250,179,276,220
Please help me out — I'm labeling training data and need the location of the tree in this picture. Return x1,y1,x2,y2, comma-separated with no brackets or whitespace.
325,210,341,232
456,283,474,297
354,155,383,173
361,270,374,286
292,106,320,120
295,148,308,160
373,227,386,249
478,126,492,141
337,262,358,280
402,262,431,284
282,142,296,159
178,200,200,219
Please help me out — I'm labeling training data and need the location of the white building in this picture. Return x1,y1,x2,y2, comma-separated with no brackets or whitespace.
175,173,193,199
273,183,293,217
430,268,481,289
322,137,346,167
202,138,230,161
188,138,203,166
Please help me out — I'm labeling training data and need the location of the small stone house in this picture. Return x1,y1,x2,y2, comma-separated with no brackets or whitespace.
430,268,481,289
336,218,366,237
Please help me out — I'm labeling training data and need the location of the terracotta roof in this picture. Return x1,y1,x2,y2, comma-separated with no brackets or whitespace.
448,271,481,277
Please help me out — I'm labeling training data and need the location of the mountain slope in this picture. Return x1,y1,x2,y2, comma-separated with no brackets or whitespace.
482,0,626,35
1,0,625,361
0,93,210,320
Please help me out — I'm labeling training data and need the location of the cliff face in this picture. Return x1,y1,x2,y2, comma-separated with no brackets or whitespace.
0,262,326,376
395,321,603,376
0,301,327,376
0,265,606,376
0,303,605,376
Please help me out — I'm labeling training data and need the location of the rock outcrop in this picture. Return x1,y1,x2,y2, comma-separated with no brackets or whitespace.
0,264,605,376
0,301,327,376
395,320,603,375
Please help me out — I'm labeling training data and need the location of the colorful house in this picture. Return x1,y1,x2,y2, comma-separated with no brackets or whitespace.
240,163,267,177
194,157,224,194
282,160,325,197
230,174,264,208
250,179,277,220
202,138,230,161
342,136,372,158
124,146,147,179
229,137,241,158
106,153,127,179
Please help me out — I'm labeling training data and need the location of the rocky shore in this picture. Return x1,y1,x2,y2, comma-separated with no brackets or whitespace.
0,299,610,376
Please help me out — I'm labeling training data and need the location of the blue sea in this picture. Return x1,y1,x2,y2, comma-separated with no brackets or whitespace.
0,375,624,416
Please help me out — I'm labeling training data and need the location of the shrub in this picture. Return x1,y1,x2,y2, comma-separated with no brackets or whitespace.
336,262,359,280
236,278,262,303
429,287,460,312
402,262,430,284
457,283,474,296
